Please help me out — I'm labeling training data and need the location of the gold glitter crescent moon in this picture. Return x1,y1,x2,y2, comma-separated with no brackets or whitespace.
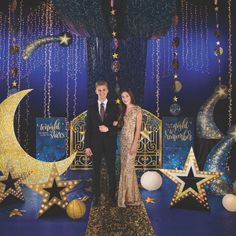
0,90,76,184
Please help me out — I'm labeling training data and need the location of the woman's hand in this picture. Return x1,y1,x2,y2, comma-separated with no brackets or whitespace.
129,144,137,155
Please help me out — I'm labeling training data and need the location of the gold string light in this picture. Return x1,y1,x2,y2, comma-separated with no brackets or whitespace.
73,36,78,118
188,2,194,71
213,0,223,85
162,34,167,76
199,5,204,72
7,4,11,95
180,0,185,67
155,40,160,118
204,5,209,74
184,0,189,68
16,0,24,142
194,5,198,71
227,0,232,127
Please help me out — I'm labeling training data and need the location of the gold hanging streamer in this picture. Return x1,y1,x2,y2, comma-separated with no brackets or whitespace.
227,0,232,127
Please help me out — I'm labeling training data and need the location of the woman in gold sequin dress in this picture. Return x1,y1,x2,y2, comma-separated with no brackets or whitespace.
117,88,142,207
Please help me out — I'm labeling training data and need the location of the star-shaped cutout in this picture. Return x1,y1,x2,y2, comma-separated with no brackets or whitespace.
145,197,155,204
59,33,71,46
0,171,28,203
112,53,119,59
112,31,117,37
110,9,116,15
159,147,222,210
173,96,178,102
12,81,17,87
140,126,152,142
27,164,80,218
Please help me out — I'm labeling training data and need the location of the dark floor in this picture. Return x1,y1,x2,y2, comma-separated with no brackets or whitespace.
0,170,236,236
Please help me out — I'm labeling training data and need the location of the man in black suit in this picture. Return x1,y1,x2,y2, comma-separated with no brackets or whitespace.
84,80,118,207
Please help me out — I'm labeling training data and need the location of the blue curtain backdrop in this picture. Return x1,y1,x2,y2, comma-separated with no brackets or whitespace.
0,0,235,156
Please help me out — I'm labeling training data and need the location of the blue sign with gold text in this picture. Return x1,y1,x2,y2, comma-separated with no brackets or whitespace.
36,117,67,162
162,117,194,169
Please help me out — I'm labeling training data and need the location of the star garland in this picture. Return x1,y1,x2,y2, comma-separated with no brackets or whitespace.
213,0,223,85
227,0,232,127
160,147,222,210
110,0,120,98
169,13,182,116
27,164,80,218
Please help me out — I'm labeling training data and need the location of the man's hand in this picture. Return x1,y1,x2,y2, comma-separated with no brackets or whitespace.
99,125,109,132
85,148,93,157
113,121,118,126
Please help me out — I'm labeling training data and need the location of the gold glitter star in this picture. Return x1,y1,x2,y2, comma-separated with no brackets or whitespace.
9,209,25,217
112,53,119,59
112,31,117,37
110,9,116,15
173,96,178,102
140,126,152,142
216,85,227,97
27,164,80,218
145,197,155,204
59,33,71,45
159,147,222,210
115,98,121,104
12,81,17,87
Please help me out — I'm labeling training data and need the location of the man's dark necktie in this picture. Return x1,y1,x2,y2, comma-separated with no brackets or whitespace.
100,103,105,121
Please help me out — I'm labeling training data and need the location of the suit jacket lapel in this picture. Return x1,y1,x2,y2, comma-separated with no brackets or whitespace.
95,102,102,121
104,101,110,120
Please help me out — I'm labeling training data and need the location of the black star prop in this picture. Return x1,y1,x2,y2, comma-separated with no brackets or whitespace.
178,167,205,192
44,179,65,201
160,147,222,210
27,164,80,218
2,173,19,192
0,171,28,203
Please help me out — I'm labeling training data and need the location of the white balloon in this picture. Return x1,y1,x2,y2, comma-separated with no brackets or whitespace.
140,171,162,191
222,194,236,212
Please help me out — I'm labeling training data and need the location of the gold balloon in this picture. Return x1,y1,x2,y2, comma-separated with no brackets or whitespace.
0,90,76,184
66,199,86,219
214,47,223,56
173,80,182,93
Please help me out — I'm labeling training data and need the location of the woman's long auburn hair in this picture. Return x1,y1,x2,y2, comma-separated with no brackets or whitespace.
118,88,136,128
